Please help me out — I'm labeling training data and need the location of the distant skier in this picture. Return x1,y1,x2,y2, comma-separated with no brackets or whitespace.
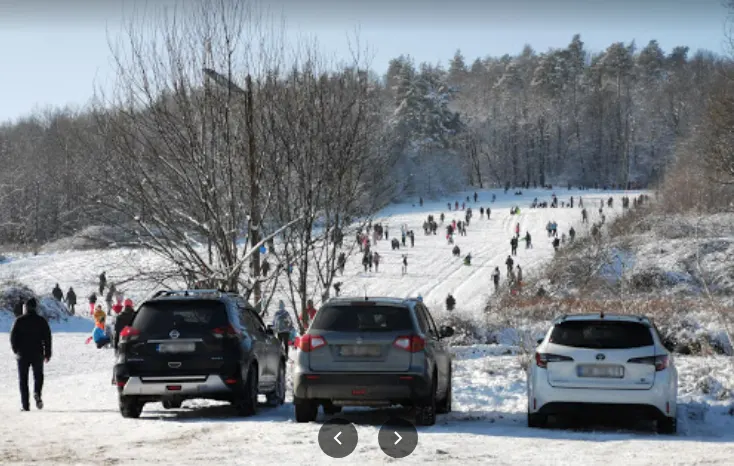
480,207,484,218
440,212,445,223
569,227,576,242
402,255,408,275
486,207,491,219
362,253,369,272
510,237,518,256
525,231,532,249
373,251,381,272
515,222,520,237
581,208,588,224
65,287,76,315
51,284,63,301
492,267,501,292
98,271,107,295
463,253,472,266
552,237,561,251
409,230,415,247
446,293,456,312
419,197,424,207
516,265,523,292
105,283,116,316
492,194,496,203
452,245,461,257
505,255,514,275
473,192,478,202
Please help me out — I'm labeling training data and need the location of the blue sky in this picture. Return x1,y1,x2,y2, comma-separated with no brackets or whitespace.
0,0,729,123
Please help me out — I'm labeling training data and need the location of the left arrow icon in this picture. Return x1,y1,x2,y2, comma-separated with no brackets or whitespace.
334,431,342,445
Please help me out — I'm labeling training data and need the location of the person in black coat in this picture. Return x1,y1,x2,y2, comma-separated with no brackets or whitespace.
51,284,63,301
65,287,77,315
114,299,136,351
10,298,52,411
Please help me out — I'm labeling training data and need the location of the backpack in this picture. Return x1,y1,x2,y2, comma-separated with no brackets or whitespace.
274,311,293,333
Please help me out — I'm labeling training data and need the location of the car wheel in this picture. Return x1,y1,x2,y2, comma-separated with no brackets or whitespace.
294,397,318,423
657,416,677,434
233,364,258,417
162,399,182,409
119,396,144,419
322,401,342,416
527,412,547,428
266,362,286,407
415,376,437,426
437,369,452,414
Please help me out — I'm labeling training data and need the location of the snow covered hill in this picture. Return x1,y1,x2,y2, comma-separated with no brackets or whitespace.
0,187,637,331
1,187,733,465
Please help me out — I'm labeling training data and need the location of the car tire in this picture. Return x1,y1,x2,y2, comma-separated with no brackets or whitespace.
322,401,342,416
527,412,547,428
415,376,437,426
266,362,286,407
294,397,318,423
233,365,258,417
162,399,182,409
437,369,452,414
120,396,144,419
657,416,677,434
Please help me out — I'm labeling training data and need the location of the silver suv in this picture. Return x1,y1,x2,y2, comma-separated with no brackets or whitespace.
292,297,454,426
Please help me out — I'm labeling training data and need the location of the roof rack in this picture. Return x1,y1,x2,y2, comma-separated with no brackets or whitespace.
152,289,233,298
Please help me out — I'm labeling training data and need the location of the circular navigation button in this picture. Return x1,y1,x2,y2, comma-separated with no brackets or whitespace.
378,417,418,459
318,417,358,459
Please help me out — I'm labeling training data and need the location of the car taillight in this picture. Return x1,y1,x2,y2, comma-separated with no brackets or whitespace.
297,334,327,352
535,352,574,368
393,335,425,353
212,325,239,338
628,355,669,371
119,326,140,341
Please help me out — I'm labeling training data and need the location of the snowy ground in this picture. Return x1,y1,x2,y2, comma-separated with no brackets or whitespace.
2,188,734,464
0,336,732,465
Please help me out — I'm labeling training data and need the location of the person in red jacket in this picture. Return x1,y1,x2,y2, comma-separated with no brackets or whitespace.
305,299,317,322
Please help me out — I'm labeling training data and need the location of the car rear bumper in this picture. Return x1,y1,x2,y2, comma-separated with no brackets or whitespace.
293,372,431,404
528,369,675,419
119,375,233,397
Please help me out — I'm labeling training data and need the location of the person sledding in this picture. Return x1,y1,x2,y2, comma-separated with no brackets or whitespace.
87,305,112,348
463,253,472,266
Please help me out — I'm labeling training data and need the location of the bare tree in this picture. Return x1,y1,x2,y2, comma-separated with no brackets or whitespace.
87,0,297,293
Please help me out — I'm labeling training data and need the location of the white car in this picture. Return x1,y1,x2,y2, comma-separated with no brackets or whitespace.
527,313,678,434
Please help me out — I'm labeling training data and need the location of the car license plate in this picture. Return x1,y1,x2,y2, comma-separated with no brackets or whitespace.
339,345,381,357
577,365,624,378
158,342,196,353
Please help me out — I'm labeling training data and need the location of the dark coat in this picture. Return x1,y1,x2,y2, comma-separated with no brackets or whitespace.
114,307,136,349
10,311,52,360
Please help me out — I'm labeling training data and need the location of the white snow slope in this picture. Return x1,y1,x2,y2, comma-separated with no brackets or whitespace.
1,188,733,465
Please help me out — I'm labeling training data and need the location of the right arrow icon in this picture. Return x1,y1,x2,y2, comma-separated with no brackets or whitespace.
394,432,402,445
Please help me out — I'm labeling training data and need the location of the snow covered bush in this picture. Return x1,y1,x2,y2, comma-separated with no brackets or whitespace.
0,280,71,322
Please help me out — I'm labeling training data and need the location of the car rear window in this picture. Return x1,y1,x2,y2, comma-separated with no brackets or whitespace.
549,320,654,349
310,305,413,332
132,300,229,333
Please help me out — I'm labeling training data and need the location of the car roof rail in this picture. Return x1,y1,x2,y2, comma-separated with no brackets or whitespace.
153,289,228,298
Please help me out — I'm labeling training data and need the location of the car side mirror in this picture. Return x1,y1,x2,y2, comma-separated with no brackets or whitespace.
440,326,455,338
536,338,544,345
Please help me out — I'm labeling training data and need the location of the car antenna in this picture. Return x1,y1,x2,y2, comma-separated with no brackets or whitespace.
363,285,368,301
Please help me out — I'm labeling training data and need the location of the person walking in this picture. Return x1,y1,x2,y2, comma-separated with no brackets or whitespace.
114,299,135,351
10,298,52,411
492,267,501,292
65,287,77,315
88,292,97,316
272,301,295,358
98,271,107,296
445,293,456,311
51,284,63,301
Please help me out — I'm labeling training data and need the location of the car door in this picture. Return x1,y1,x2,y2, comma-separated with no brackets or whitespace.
237,302,274,385
249,307,281,373
420,304,451,397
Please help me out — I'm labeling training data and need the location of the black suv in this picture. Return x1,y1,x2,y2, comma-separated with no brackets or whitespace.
113,289,286,418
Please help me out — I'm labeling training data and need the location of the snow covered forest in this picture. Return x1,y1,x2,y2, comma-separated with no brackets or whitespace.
0,1,732,254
